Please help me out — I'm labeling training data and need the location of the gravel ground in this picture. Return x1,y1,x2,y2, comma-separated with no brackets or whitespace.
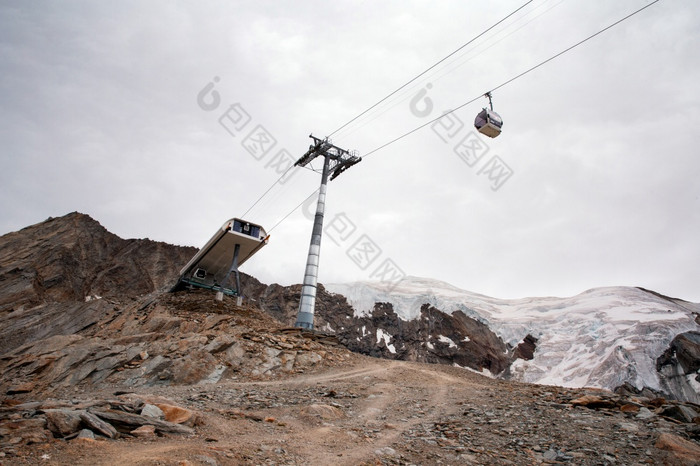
4,356,700,465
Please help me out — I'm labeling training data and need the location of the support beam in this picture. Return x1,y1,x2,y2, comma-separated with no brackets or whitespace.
217,243,241,303
293,135,359,330
295,154,331,329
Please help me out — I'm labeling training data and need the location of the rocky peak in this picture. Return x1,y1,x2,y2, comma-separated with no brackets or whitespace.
0,212,196,355
0,212,196,312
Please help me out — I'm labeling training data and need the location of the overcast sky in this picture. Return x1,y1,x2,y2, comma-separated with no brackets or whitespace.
1,1,699,302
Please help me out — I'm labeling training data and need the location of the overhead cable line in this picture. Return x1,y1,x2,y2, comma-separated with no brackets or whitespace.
330,0,567,143
361,0,661,160
268,188,320,233
239,143,334,220
327,0,535,138
487,0,660,97
257,0,661,236
241,0,539,221
239,165,298,219
425,0,567,89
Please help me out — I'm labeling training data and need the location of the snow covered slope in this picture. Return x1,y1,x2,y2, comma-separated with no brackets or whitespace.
325,277,700,397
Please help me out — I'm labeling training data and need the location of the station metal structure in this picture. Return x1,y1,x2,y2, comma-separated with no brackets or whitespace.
293,134,361,330
173,218,269,305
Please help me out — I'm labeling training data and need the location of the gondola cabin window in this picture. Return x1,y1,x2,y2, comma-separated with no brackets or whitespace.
233,219,260,238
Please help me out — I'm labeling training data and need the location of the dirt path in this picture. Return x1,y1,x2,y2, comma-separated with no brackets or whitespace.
8,356,693,465
15,358,480,465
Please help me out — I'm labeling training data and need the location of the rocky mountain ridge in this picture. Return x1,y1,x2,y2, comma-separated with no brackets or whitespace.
2,212,699,404
0,212,196,355
2,212,700,464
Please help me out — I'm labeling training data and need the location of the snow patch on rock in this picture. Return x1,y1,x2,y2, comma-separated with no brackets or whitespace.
376,328,396,354
438,335,457,348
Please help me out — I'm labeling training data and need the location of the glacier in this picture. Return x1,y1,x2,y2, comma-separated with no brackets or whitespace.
325,277,700,397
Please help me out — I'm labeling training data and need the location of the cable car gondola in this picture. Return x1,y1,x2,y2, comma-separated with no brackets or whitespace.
474,92,503,138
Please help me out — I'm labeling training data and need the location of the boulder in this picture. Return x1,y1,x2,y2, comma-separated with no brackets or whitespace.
43,409,83,437
140,404,165,420
661,405,699,423
79,411,118,439
619,403,640,414
569,395,617,409
75,429,95,441
130,424,157,438
115,395,198,426
153,403,197,426
0,417,51,445
90,409,193,435
655,433,700,465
